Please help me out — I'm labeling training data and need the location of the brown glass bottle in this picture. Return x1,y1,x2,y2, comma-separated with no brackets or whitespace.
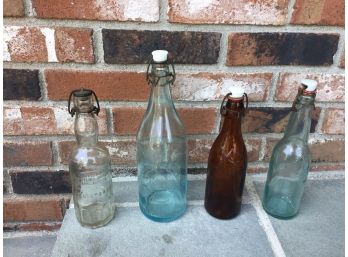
204,90,248,219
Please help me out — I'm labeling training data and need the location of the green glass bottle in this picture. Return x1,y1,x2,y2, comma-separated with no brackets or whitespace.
262,79,317,219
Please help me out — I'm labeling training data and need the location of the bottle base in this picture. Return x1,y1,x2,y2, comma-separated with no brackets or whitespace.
139,190,187,222
75,202,116,229
262,195,299,220
77,211,115,229
204,203,241,220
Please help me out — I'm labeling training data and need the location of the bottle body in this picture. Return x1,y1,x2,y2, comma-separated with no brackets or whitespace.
204,97,247,219
262,91,315,219
69,144,114,228
68,90,115,228
137,62,187,222
262,137,310,218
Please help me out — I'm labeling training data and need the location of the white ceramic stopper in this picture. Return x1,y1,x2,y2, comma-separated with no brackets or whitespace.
152,50,168,63
301,79,318,92
227,85,245,98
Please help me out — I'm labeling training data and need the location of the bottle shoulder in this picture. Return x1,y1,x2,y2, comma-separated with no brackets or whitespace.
209,134,247,165
271,137,310,161
137,108,186,139
70,144,111,164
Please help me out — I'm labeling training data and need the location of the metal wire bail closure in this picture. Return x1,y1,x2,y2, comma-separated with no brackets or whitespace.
220,92,248,118
291,86,316,112
146,55,176,87
68,88,100,117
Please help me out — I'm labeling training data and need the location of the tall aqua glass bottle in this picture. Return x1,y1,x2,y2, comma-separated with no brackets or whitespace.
262,79,317,219
137,50,187,222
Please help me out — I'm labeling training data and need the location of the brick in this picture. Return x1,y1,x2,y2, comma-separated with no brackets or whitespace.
172,73,272,102
3,106,108,135
188,138,261,164
245,139,262,162
113,107,217,135
4,69,40,101
59,140,136,165
276,73,345,102
45,70,149,101
264,138,280,161
4,0,24,17
112,167,137,176
4,26,94,63
188,138,214,163
178,108,217,134
10,170,71,194
321,109,345,134
19,222,62,232
265,138,345,162
310,139,345,162
226,33,339,66
168,0,288,25
55,28,94,63
4,196,66,222
4,26,47,62
4,142,53,166
242,107,320,133
247,166,268,174
113,107,145,135
46,70,271,102
291,0,344,26
32,0,159,22
310,163,345,172
103,30,221,64
3,222,62,232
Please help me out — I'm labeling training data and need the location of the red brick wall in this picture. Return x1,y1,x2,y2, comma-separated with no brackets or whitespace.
3,0,345,231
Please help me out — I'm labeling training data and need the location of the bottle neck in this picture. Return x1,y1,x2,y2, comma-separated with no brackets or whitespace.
284,94,315,142
75,112,98,146
220,99,244,135
148,63,174,107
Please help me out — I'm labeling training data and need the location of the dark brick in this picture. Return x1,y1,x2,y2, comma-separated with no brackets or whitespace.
10,171,71,194
4,69,41,100
226,33,339,66
242,107,321,133
102,30,221,64
3,223,19,232
112,167,137,176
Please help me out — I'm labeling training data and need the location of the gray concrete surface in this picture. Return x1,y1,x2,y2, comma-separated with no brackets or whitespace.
254,179,345,257
4,234,57,257
51,205,273,257
4,176,344,257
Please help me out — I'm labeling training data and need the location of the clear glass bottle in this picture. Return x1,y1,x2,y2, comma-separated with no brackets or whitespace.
68,89,115,228
204,86,248,219
262,79,317,219
137,50,187,222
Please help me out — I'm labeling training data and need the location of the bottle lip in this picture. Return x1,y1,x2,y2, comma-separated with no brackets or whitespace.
227,96,244,102
302,90,316,96
72,88,93,98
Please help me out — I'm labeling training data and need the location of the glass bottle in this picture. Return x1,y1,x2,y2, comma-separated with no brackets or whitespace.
68,89,115,228
204,86,248,219
137,50,187,222
262,79,317,219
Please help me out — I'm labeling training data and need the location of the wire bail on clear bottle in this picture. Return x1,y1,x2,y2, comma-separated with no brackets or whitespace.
68,88,100,117
146,56,176,87
220,92,248,118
